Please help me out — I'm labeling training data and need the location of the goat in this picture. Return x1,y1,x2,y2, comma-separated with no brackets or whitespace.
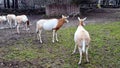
16,15,30,34
72,17,91,65
7,14,17,28
36,15,69,43
0,16,7,26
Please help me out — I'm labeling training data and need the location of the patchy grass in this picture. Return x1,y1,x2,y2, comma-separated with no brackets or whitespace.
0,22,120,68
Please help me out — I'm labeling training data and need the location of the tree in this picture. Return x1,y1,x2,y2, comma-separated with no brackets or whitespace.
71,0,83,6
71,0,97,5
12,0,14,8
97,0,101,8
7,0,10,8
4,0,18,9
15,0,18,9
4,0,7,8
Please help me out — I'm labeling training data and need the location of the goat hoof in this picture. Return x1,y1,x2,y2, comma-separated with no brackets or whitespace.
71,53,75,55
17,31,20,34
40,41,42,44
85,61,90,64
52,41,55,43
56,40,59,42
17,32,20,34
72,51,76,55
78,62,81,65
71,53,75,56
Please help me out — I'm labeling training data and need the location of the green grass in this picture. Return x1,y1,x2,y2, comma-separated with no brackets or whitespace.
0,22,120,68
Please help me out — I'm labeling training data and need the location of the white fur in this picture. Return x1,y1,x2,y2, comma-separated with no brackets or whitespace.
82,40,85,53
2,16,7,21
16,15,28,23
16,15,29,34
36,15,69,43
38,19,58,30
0,16,7,21
0,16,7,26
72,17,90,65
7,14,16,28
36,19,58,43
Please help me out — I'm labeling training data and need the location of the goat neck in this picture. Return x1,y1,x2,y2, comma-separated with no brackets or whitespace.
52,18,65,31
79,21,84,26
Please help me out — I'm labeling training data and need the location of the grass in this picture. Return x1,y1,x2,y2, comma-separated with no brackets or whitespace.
0,22,120,68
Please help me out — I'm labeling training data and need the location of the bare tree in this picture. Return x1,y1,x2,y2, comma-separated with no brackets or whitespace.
4,0,7,8
116,0,120,6
105,0,109,5
12,0,14,8
97,0,101,8
7,0,10,8
15,0,18,9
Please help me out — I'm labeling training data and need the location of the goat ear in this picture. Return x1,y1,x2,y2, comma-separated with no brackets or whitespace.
67,16,69,18
83,17,87,21
62,15,65,18
78,17,81,21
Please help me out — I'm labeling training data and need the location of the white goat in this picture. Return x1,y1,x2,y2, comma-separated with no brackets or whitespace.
7,14,17,28
0,16,7,26
36,15,69,43
72,17,91,65
16,15,30,34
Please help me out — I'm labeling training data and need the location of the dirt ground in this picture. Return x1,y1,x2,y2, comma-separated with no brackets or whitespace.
0,8,120,67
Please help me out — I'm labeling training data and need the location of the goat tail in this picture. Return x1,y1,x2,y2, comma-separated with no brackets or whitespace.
82,40,86,53
36,27,39,33
14,20,18,28
26,20,30,27
36,24,39,33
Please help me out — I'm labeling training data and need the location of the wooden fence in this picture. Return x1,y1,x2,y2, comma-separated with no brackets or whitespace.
46,4,80,16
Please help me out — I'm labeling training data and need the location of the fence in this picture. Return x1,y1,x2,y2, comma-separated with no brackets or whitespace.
1,0,120,9
0,0,120,15
0,0,72,9
46,4,80,16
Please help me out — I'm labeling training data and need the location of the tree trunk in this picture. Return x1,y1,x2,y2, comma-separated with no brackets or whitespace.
116,0,120,5
97,0,101,8
15,0,18,9
7,0,10,8
4,0,7,8
105,0,109,5
12,0,15,8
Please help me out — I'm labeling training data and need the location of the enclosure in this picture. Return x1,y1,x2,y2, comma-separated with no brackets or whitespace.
0,0,120,68
1,0,120,15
